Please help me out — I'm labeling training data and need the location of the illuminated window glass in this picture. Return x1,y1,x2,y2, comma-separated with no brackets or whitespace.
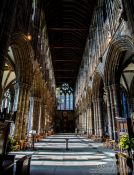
60,92,65,110
66,93,69,110
1,89,11,113
70,93,73,110
56,83,74,110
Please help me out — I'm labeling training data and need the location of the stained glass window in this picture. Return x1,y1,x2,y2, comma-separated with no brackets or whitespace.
66,93,69,110
56,83,74,110
120,87,131,118
1,89,11,113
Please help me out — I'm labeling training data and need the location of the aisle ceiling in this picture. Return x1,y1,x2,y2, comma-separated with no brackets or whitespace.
44,0,96,87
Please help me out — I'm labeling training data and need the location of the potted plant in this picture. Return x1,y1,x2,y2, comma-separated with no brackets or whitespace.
119,134,134,154
6,136,18,153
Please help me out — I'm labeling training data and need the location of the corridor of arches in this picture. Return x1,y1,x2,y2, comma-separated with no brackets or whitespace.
0,0,134,174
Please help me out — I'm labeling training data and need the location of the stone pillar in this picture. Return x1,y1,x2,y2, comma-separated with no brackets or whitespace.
97,98,103,137
45,107,50,131
21,85,31,139
81,112,84,132
93,99,97,135
105,86,113,139
14,83,30,140
78,113,82,133
87,105,93,136
32,97,42,134
86,110,88,134
108,85,118,140
83,110,87,132
111,84,120,140
27,97,34,134
40,104,46,133
87,108,90,136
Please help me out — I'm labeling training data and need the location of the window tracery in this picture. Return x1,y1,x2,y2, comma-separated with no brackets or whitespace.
56,83,74,110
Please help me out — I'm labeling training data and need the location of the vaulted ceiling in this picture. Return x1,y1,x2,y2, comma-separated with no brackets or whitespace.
44,0,96,87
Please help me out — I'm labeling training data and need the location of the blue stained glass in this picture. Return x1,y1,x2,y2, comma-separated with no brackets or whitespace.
66,93,69,110
56,83,74,110
122,93,127,118
70,93,73,110
61,93,65,110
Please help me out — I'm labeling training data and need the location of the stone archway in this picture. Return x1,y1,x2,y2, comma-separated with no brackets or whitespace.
104,35,134,85
9,33,34,140
104,35,134,140
92,72,106,138
28,63,47,135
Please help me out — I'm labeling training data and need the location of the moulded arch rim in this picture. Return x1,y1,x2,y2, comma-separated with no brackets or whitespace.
104,35,134,86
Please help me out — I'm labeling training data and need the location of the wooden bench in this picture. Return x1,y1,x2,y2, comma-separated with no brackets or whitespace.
16,155,31,175
0,154,15,175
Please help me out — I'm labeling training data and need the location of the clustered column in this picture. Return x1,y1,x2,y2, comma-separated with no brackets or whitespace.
105,86,113,139
105,85,119,140
32,97,42,134
87,105,93,136
92,98,103,137
40,104,46,133
78,113,82,132
14,82,30,140
93,99,98,135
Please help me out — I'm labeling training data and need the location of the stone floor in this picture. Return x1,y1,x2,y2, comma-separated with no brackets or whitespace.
12,134,117,175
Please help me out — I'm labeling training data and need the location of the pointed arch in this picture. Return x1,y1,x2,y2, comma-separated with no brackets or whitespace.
104,35,134,86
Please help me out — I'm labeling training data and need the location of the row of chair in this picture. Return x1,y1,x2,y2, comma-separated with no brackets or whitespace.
14,131,54,151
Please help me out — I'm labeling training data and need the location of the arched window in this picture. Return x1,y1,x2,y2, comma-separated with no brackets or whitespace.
1,89,11,113
119,87,131,118
56,83,74,110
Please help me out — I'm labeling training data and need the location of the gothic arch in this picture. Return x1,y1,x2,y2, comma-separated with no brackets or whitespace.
104,35,134,86
92,72,106,137
10,33,34,85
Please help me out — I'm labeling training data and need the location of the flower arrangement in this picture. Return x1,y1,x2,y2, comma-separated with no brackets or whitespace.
119,134,134,151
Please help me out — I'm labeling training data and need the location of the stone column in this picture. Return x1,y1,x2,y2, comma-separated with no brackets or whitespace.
40,104,46,133
97,98,103,137
32,97,42,134
21,85,31,139
109,85,116,139
45,107,50,131
78,113,82,133
87,108,90,136
93,99,97,135
84,111,87,132
81,112,84,132
105,86,113,139
111,84,119,140
14,83,30,140
87,105,93,136
27,97,34,133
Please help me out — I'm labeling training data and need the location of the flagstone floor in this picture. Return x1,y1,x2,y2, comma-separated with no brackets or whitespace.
12,134,117,175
